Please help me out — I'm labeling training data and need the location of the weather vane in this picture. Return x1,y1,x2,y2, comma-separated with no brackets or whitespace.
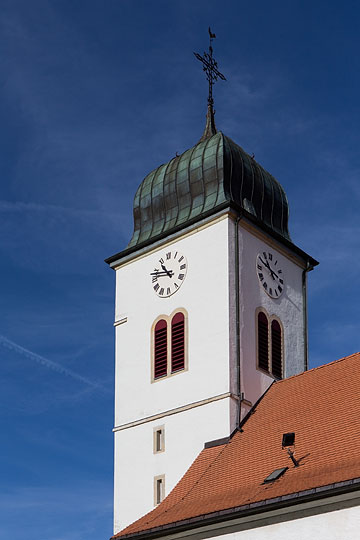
194,27,226,109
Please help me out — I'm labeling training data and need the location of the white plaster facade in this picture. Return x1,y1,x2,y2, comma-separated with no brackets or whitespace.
111,211,308,533
235,219,307,411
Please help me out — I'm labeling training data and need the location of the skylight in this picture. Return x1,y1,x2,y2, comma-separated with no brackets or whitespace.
263,467,288,483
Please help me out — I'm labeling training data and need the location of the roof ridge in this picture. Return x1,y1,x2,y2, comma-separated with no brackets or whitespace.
274,352,360,385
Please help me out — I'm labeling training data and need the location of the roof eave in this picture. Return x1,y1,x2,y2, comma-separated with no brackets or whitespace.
113,477,360,540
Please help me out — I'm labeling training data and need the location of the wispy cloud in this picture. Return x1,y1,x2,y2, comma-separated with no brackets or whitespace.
0,335,111,394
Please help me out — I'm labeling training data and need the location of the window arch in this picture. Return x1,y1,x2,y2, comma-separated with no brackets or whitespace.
152,310,187,381
256,309,283,379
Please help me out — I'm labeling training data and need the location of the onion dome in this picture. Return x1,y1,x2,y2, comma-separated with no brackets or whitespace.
128,108,290,249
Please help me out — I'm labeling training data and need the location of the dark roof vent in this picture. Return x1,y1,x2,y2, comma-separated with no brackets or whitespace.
282,432,299,467
263,467,288,483
282,432,295,447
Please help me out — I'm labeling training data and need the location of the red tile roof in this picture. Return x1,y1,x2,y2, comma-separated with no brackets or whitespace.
114,353,360,538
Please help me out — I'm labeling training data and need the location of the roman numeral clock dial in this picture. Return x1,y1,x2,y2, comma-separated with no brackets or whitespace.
256,251,285,299
150,251,188,297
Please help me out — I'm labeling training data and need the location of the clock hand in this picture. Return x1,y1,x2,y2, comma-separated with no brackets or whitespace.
151,270,174,278
259,257,273,273
267,267,279,280
259,257,278,280
259,256,269,269
160,263,173,278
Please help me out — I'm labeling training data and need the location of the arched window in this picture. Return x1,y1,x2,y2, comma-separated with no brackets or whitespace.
271,320,282,379
256,309,283,379
171,312,185,373
258,311,269,372
152,310,187,381
154,319,168,379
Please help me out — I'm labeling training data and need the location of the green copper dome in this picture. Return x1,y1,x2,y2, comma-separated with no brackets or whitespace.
128,127,290,248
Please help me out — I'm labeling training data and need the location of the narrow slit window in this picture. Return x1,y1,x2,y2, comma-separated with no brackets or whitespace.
153,426,165,453
154,475,165,505
258,311,269,372
171,312,185,373
154,319,168,379
271,319,282,379
156,429,162,452
156,479,162,504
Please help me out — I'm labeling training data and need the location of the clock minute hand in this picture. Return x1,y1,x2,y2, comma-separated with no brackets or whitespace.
259,256,271,271
259,257,278,280
150,271,171,276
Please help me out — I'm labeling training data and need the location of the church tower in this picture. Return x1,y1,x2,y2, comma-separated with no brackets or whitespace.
106,37,317,535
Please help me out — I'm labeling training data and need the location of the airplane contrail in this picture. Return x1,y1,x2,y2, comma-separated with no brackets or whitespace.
0,334,111,394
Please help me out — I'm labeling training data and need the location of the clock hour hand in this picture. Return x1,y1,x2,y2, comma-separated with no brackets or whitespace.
150,269,174,278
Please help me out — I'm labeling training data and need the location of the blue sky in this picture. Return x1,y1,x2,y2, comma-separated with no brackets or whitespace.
1,1,360,539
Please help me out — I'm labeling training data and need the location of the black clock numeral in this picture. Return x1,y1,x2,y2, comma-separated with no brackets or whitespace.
174,283,179,289
257,264,262,270
269,287,273,296
180,264,186,270
166,252,171,260
159,288,164,296
278,269,282,274
263,282,268,290
263,252,267,259
167,287,171,295
278,285,282,293
279,278,283,284
174,251,178,259
178,256,184,263
178,273,184,280
268,253,273,261
152,276,158,283
275,289,279,297
159,258,164,264
154,283,160,292
258,272,264,281
274,260,278,266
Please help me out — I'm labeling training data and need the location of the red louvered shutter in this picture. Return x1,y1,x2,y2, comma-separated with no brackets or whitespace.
171,312,185,373
154,319,168,379
271,320,282,379
258,312,269,372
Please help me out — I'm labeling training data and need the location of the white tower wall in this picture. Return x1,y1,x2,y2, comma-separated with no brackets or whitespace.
112,213,308,533
113,217,234,532
236,220,306,412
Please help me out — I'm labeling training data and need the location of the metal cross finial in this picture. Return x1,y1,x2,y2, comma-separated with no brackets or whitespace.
194,27,226,108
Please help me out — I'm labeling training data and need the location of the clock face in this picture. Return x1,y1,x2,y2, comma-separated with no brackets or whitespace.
256,251,285,299
150,250,187,297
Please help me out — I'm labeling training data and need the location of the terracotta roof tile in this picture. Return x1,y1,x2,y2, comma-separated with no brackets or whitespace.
114,353,360,538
